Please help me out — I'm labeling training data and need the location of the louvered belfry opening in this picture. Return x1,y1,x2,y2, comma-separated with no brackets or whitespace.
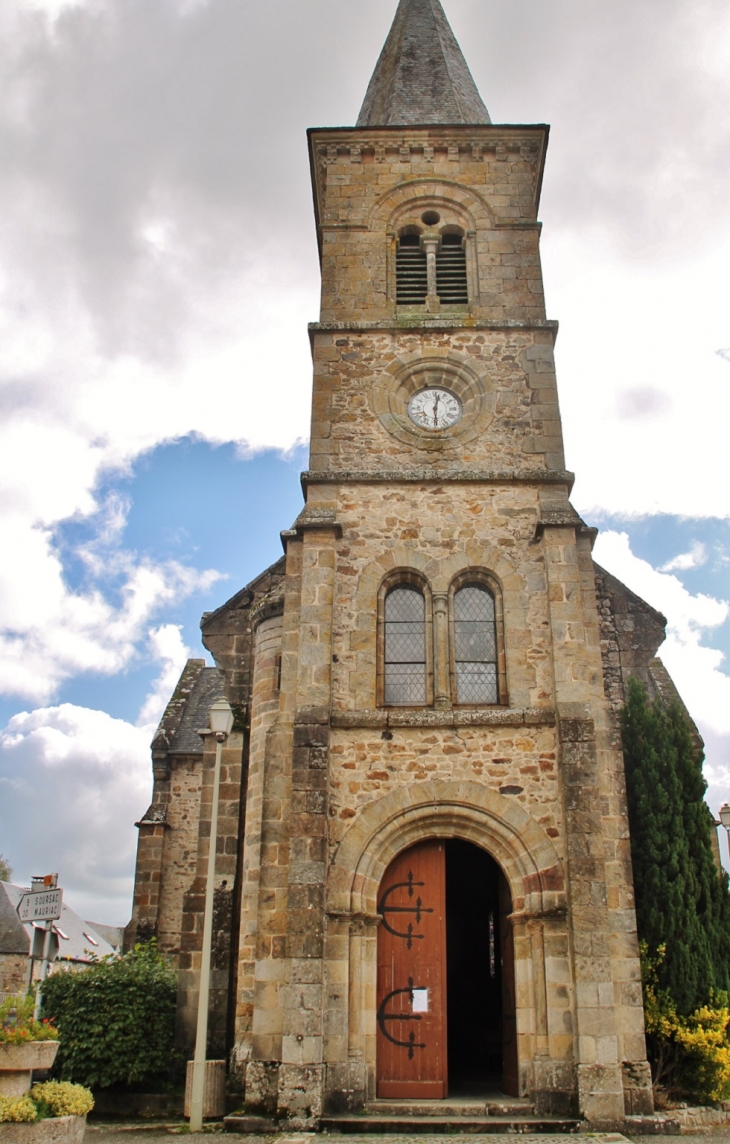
396,229,468,307
436,232,468,304
396,232,428,305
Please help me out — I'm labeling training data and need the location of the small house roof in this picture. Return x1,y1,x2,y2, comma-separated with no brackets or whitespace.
0,883,116,964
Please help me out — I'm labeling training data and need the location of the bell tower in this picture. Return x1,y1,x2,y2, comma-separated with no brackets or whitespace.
232,0,655,1125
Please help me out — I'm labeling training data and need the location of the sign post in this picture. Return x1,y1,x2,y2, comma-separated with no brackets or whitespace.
17,875,62,1018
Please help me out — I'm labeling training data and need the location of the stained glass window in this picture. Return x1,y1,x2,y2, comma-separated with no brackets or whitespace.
454,584,498,704
384,586,427,705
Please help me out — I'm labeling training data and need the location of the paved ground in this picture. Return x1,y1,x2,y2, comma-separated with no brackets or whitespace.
82,1129,681,1144
85,1127,730,1144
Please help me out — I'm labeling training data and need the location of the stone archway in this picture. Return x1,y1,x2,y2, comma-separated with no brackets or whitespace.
325,781,571,1106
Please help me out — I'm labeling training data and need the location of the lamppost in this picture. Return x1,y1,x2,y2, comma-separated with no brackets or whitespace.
189,697,234,1133
719,804,730,860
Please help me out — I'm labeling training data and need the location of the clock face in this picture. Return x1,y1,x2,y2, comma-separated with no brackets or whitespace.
407,387,461,431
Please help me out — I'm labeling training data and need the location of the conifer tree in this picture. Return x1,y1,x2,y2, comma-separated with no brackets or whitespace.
622,677,730,1014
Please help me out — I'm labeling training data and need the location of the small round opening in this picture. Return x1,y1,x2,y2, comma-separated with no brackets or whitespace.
421,210,441,226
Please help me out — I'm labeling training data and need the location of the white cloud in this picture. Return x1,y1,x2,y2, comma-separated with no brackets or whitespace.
0,536,221,702
661,541,709,573
593,531,730,741
0,0,728,902
0,703,151,923
137,623,192,726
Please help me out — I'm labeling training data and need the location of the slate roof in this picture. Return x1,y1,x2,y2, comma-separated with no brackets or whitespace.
0,883,116,963
357,0,491,127
150,662,226,757
85,922,124,951
168,667,226,755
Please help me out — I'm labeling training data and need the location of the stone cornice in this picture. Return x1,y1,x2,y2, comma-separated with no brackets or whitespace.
302,469,575,491
280,507,343,552
331,707,556,730
309,319,559,336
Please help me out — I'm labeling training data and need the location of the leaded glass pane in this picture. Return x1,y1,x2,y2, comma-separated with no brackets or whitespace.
384,586,426,705
454,624,497,663
385,664,427,705
454,584,498,705
385,587,425,623
456,663,498,705
454,585,495,623
385,626,424,663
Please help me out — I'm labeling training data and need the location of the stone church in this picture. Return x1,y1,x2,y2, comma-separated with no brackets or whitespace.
127,0,686,1126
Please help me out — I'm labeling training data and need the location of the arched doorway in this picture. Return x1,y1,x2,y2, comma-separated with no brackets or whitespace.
376,838,517,1099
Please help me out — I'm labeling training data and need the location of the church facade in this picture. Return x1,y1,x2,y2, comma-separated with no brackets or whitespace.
127,0,679,1126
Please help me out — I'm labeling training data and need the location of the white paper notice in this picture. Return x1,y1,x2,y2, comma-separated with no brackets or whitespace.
412,988,429,1013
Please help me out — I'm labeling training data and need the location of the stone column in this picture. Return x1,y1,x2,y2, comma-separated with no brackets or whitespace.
542,521,626,1124
278,518,338,1126
423,234,439,312
432,592,451,709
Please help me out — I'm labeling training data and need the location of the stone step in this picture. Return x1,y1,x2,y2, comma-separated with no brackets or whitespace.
318,1114,583,1134
367,1099,537,1117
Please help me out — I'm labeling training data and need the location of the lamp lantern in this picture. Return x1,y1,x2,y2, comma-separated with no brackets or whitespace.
208,698,234,739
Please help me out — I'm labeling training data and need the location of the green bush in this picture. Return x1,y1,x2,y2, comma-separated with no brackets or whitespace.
622,678,730,1015
41,942,178,1090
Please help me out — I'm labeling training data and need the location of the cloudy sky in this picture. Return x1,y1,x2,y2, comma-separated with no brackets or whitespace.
0,0,729,923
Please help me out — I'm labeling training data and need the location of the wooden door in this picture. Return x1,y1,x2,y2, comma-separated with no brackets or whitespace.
499,873,519,1096
376,840,447,1098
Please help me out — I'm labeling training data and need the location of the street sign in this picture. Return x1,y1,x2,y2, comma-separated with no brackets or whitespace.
17,888,63,923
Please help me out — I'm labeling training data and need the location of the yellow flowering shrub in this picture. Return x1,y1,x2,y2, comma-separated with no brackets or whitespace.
642,943,730,1104
30,1082,94,1118
674,1004,730,1103
0,1095,37,1123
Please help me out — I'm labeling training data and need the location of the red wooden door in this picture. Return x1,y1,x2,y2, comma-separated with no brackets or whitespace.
376,840,447,1098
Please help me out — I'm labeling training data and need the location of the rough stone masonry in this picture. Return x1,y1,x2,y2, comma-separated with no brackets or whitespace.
126,0,695,1128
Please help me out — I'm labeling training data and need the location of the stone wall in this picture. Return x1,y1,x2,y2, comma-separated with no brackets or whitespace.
0,954,27,994
156,756,203,958
309,125,549,325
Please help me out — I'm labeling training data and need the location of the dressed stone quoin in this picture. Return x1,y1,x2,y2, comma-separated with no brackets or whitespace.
127,0,689,1125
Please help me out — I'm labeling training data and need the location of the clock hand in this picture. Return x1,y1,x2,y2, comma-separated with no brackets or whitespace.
432,393,440,426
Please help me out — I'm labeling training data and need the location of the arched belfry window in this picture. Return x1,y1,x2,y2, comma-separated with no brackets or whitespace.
395,230,427,305
383,585,428,705
452,584,499,704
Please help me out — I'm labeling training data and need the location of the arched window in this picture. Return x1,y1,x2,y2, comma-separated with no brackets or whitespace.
383,585,427,705
452,584,499,704
396,231,427,305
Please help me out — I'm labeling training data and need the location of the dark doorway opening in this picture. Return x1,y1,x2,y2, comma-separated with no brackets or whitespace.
445,839,511,1096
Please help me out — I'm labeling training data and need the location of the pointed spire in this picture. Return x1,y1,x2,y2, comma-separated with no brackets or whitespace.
357,0,491,127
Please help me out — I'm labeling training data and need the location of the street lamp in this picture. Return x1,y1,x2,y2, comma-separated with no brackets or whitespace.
719,804,730,860
189,698,234,1133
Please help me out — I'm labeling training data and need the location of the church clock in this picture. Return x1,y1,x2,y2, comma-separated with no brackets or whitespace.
407,387,461,430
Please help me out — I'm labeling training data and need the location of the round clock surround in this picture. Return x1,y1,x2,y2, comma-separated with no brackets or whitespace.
371,354,494,451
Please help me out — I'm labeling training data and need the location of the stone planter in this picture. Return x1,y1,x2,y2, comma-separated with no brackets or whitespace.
0,1044,59,1098
0,1114,86,1144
